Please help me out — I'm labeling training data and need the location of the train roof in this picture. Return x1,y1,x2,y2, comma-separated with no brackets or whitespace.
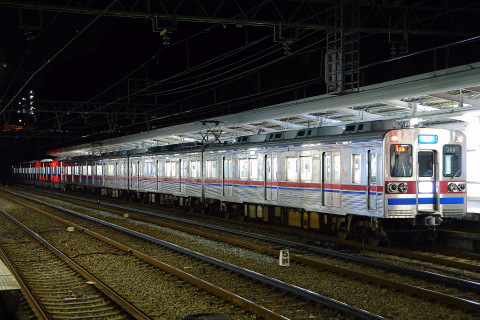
63,120,403,161
234,120,399,144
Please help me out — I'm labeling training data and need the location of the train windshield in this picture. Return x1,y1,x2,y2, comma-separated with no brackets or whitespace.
443,145,462,177
418,151,433,177
390,144,412,177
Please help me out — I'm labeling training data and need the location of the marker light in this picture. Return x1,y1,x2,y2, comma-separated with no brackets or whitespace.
398,183,408,193
448,182,458,192
455,136,464,143
418,135,438,144
390,135,399,142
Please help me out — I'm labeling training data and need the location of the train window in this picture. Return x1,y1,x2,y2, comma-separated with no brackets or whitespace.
157,161,163,177
250,159,258,179
131,163,137,177
333,154,341,181
443,145,461,177
191,160,200,178
166,161,176,178
266,156,278,180
182,160,188,178
352,154,361,184
300,157,312,181
223,158,233,179
172,161,177,177
239,159,248,179
87,166,92,176
390,144,412,177
368,152,377,184
144,162,154,177
418,151,433,177
287,157,298,181
266,157,271,179
206,160,217,179
97,165,103,176
273,157,278,180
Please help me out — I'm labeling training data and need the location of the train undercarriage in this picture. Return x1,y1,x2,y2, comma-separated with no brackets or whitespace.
62,184,439,246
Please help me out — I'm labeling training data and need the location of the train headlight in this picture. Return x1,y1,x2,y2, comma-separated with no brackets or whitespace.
458,183,466,192
448,182,458,192
387,183,397,193
398,183,408,193
418,181,434,193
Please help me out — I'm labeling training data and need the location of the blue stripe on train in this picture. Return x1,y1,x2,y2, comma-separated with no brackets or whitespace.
388,197,464,205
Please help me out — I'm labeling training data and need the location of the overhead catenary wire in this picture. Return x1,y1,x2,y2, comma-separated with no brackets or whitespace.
4,2,478,152
10,3,332,142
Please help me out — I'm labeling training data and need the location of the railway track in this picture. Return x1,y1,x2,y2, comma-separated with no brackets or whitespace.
29,187,480,282
0,188,387,320
4,187,480,319
0,209,144,320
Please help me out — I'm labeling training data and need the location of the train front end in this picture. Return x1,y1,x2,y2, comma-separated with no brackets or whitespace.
384,128,466,227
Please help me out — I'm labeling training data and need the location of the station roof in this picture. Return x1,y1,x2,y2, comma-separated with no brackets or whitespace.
48,61,480,159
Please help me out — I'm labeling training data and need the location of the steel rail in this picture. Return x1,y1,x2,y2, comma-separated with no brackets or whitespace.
129,214,480,312
0,207,151,320
0,193,289,320
2,189,387,320
43,189,480,292
24,187,480,292
0,239,49,320
41,187,480,269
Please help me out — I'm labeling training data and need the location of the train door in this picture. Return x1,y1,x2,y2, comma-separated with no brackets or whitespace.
322,152,332,206
264,154,278,201
119,162,127,189
155,160,160,191
367,150,377,211
417,151,437,212
130,160,139,189
223,157,233,197
332,152,341,207
180,159,187,193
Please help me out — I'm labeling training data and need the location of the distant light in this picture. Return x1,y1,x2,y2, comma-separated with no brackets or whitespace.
418,135,438,144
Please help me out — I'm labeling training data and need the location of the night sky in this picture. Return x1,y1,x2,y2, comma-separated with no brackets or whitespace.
1,1,480,179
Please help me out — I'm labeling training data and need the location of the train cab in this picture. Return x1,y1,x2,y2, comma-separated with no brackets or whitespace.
384,128,467,226
34,159,62,189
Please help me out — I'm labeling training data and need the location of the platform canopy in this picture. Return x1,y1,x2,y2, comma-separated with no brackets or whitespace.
48,62,480,159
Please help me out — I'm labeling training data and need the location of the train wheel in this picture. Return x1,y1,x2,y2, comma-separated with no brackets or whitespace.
367,236,381,246
337,222,348,240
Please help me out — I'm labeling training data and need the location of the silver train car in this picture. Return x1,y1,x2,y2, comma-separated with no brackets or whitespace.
12,120,467,242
